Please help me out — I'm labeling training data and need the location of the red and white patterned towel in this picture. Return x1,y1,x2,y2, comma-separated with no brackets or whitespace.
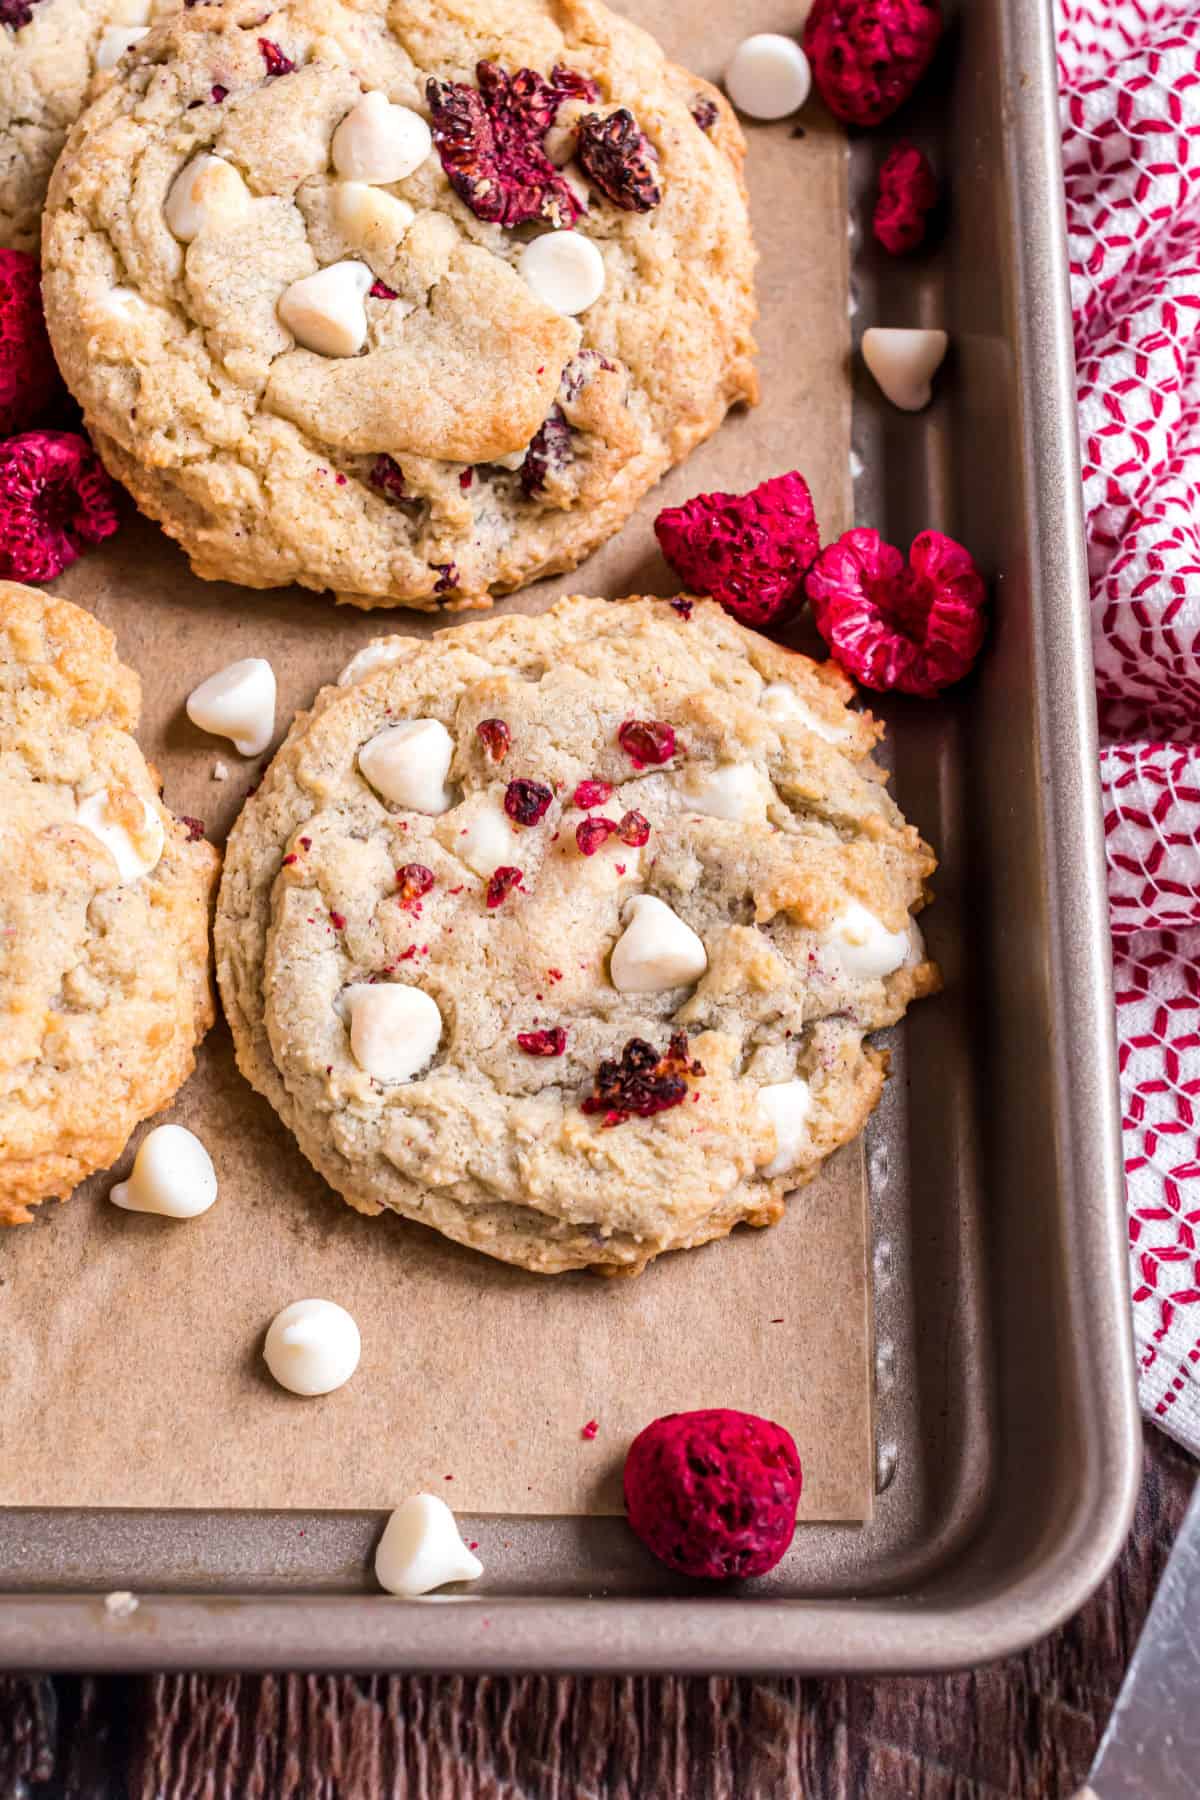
1060,0,1200,1453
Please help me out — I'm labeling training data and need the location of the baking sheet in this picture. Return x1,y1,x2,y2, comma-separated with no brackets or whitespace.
0,0,864,1519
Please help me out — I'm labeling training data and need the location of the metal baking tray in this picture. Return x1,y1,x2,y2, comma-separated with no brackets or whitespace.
0,0,1142,1672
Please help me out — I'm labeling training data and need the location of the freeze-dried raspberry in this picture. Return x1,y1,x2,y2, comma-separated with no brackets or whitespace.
369,278,399,299
654,471,821,629
805,526,986,695
476,718,511,763
258,38,294,77
576,815,617,856
692,96,719,132
0,0,36,26
0,432,119,583
618,719,676,767
873,143,937,254
617,810,650,848
370,455,408,501
560,348,616,403
486,866,524,908
432,561,459,596
670,597,694,621
396,863,435,909
803,0,942,128
0,249,64,435
576,109,661,211
504,778,552,825
517,1027,567,1056
623,1409,803,1580
582,1031,703,1127
520,405,572,498
426,65,582,229
573,778,612,809
211,84,228,103
548,65,601,105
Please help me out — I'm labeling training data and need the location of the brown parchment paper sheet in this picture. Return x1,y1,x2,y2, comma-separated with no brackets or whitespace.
0,1,868,1519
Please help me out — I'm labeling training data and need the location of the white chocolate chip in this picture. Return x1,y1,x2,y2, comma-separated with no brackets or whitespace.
375,1493,483,1597
102,284,149,318
76,790,164,883
758,1078,813,1177
263,1299,361,1397
186,658,277,757
822,900,909,979
518,231,605,316
725,34,811,120
104,1590,139,1617
680,762,772,823
163,154,251,243
344,982,442,1083
337,637,410,686
761,682,851,743
492,447,529,472
861,327,948,413
610,894,707,994
359,718,454,813
95,24,148,69
333,180,416,247
211,760,229,781
451,800,521,878
110,1124,218,1219
332,92,432,184
277,260,373,358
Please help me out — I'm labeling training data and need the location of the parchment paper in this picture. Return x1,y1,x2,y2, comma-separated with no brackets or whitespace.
0,1,868,1519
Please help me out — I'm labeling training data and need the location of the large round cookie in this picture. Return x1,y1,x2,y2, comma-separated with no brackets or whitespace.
41,0,758,611
216,595,939,1275
0,583,218,1223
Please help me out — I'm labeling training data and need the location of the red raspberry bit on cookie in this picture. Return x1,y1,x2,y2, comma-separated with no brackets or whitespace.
300,837,312,851
654,471,820,629
459,468,474,490
803,0,942,128
0,250,65,436
476,718,511,763
576,816,617,856
432,562,459,596
617,810,650,848
504,778,552,826
691,96,719,132
805,526,986,695
617,719,676,767
549,64,601,104
520,406,572,498
395,863,435,909
582,1031,704,1127
486,866,524,908
211,84,228,103
0,431,119,583
369,278,399,299
581,1418,600,1440
280,852,297,866
517,1026,567,1056
669,597,694,621
258,38,295,77
576,109,662,211
573,778,613,809
623,1408,803,1580
182,817,206,842
369,455,408,502
873,143,938,255
329,910,347,930
426,64,582,230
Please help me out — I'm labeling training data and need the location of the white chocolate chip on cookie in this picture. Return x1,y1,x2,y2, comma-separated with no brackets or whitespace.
518,231,605,317
344,983,443,1083
333,181,416,248
448,799,522,878
862,327,948,413
186,658,277,757
610,894,707,993
375,1494,483,1597
277,261,373,358
95,25,149,70
358,719,455,812
757,1079,813,1177
332,92,432,184
822,900,909,979
680,762,772,823
760,682,851,743
110,1123,218,1218
163,154,251,243
263,1298,362,1396
76,789,164,883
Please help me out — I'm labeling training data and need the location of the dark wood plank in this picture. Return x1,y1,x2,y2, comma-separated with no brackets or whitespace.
0,1424,1193,1800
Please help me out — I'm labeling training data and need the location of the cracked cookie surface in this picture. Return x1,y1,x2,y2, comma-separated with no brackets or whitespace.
215,595,939,1275
42,0,758,611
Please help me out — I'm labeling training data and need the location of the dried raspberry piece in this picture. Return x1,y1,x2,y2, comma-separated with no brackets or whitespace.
486,866,523,908
617,810,650,848
458,468,473,490
582,1031,703,1127
803,0,942,128
504,778,552,826
654,471,821,629
329,910,347,930
211,84,228,103
549,65,601,105
258,38,294,77
520,405,572,498
691,96,719,132
426,66,582,230
369,278,398,299
576,109,661,211
805,526,986,695
476,718,511,763
618,719,676,767
560,348,615,403
0,432,119,583
873,143,937,254
181,816,206,842
576,815,616,856
517,1027,567,1056
0,0,36,25
573,778,612,809
0,250,65,435
396,863,435,908
669,597,694,621
623,1409,803,1580
581,1418,600,1440
432,561,459,596
370,455,408,501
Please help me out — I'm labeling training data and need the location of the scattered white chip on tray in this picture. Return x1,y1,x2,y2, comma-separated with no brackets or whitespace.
518,231,605,316
681,762,771,822
104,1591,139,1618
375,1493,483,1597
861,327,948,413
724,34,812,120
263,1298,362,1396
95,24,148,69
823,900,909,979
758,1078,814,1177
337,638,411,686
76,790,164,883
452,801,521,878
331,92,432,183
358,718,454,812
163,154,251,242
109,1124,218,1218
333,181,416,245
610,894,708,993
277,261,373,358
760,682,851,743
344,983,443,1083
186,658,277,757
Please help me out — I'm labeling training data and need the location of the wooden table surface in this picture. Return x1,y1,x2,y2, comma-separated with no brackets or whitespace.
0,1423,1194,1800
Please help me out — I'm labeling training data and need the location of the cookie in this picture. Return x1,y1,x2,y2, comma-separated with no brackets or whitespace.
0,582,218,1223
0,0,175,253
216,595,939,1275
41,0,758,611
